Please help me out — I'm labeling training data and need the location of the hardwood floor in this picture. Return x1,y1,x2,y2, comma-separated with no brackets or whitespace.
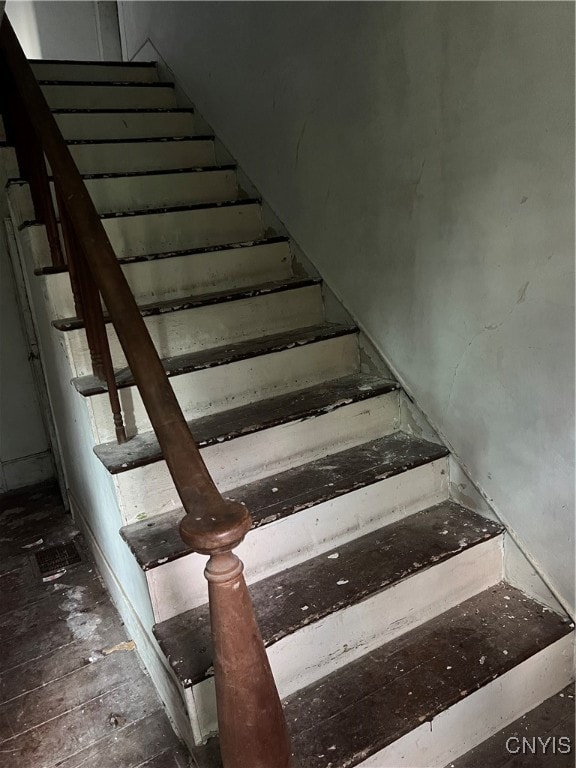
0,480,196,768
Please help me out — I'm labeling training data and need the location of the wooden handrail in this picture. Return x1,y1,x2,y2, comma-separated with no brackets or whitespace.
0,16,291,768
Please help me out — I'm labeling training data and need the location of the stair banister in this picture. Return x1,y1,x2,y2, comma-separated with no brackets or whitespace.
0,16,291,768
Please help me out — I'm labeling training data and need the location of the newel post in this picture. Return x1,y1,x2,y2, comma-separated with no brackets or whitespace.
180,499,292,768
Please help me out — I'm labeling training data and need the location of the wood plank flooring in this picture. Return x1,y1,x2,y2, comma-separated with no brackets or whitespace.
0,481,197,768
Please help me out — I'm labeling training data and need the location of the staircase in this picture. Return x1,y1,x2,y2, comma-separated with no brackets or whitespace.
3,56,574,767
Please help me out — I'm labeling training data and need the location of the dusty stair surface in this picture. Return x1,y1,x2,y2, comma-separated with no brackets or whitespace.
5,57,574,767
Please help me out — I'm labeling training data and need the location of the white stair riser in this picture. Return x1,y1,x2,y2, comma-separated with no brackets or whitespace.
42,84,176,110
67,140,217,175
23,201,262,270
360,632,575,767
43,242,293,318
149,456,449,622
104,204,263,258
41,241,293,319
0,147,19,180
88,329,358,445
54,111,196,141
64,284,324,379
9,170,238,226
87,170,239,212
189,536,504,739
114,394,398,522
31,62,159,82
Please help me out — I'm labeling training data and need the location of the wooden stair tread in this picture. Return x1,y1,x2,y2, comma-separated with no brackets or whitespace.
53,276,320,332
52,107,194,114
284,584,573,768
30,58,157,66
97,197,259,220
65,134,213,146
95,368,393,474
21,197,260,231
35,236,289,276
38,79,174,87
120,429,445,569
76,322,357,399
153,501,502,687
448,683,575,768
75,164,235,181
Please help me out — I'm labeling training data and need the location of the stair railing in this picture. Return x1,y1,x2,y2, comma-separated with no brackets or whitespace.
0,16,292,768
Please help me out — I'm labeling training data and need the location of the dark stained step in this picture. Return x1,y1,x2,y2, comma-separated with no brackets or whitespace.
65,134,213,145
285,584,573,768
95,367,394,475
153,502,502,688
448,684,575,768
74,164,236,181
30,59,156,67
121,429,445,570
53,276,320,332
20,197,260,230
38,79,174,88
75,322,357,399
96,196,260,220
52,107,194,114
35,235,289,276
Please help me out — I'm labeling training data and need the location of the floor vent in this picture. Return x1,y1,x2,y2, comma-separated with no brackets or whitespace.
35,541,82,576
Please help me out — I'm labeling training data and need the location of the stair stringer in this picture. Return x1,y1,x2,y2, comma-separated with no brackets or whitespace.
4,208,199,750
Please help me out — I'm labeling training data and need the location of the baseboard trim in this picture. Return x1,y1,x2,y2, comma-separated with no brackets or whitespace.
70,491,197,751
1,450,55,491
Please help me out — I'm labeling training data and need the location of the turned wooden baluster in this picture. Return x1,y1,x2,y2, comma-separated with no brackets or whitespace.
3,83,64,267
180,503,292,768
57,186,127,443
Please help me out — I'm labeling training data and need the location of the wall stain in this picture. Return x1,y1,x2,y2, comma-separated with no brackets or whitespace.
295,120,307,168
517,281,529,304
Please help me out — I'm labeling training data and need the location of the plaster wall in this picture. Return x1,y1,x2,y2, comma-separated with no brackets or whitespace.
5,0,120,60
0,0,52,490
118,1,575,614
0,223,52,491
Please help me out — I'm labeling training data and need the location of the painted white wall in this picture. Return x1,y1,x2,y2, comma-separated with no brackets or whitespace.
6,0,120,60
118,2,574,615
0,0,53,491
0,223,53,491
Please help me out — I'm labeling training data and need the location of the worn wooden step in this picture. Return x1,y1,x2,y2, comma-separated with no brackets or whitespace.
36,238,293,319
448,684,574,768
122,430,450,621
8,166,239,229
284,584,573,768
83,324,361,521
23,197,265,271
53,108,196,141
94,374,401,525
96,373,398,469
154,503,505,739
121,426,442,569
65,137,216,175
31,60,159,83
40,80,177,110
59,278,325,382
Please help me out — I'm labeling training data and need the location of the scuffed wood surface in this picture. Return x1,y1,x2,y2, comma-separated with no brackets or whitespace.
448,684,575,768
284,584,573,768
154,501,501,688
